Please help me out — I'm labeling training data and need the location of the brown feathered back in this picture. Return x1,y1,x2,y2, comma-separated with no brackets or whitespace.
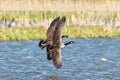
51,16,66,68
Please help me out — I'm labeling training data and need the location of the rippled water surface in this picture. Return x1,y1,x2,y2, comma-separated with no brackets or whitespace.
0,38,120,80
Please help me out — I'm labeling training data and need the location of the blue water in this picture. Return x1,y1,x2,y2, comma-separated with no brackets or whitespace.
0,38,120,80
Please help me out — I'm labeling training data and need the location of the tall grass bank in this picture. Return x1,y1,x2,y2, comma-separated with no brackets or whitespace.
0,25,120,41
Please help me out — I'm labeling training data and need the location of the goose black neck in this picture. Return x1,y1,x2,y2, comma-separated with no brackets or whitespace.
64,41,72,46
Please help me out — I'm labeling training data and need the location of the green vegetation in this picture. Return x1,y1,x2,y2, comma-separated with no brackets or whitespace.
0,25,120,41
0,11,77,20
0,11,120,21
64,25,120,38
0,27,46,41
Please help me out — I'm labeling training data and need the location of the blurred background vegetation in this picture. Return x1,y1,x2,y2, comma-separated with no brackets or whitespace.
0,0,120,40
0,0,120,12
0,0,120,20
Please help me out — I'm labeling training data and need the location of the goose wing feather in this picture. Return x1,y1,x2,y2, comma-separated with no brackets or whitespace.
46,17,60,45
46,17,60,60
52,16,66,68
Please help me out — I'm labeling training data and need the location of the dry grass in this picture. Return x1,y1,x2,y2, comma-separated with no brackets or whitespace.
0,0,120,12
0,0,120,27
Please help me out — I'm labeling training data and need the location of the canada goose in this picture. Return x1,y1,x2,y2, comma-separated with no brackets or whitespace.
39,16,75,68
8,18,16,27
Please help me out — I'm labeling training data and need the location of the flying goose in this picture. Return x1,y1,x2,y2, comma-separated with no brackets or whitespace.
39,16,74,54
39,16,75,68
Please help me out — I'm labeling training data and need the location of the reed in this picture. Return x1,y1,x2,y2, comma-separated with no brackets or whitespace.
0,0,120,26
0,0,120,21
0,11,120,27
0,25,120,41
0,0,120,12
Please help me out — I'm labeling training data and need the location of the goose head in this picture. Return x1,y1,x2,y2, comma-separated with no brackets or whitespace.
39,40,46,49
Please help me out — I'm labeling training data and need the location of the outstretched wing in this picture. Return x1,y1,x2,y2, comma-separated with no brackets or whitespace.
46,17,60,60
46,17,60,45
52,16,66,68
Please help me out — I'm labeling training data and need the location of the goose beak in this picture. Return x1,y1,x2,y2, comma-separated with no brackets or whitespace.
70,41,75,44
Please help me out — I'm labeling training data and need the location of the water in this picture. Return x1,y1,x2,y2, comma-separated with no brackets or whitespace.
0,19,120,27
0,38,120,80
